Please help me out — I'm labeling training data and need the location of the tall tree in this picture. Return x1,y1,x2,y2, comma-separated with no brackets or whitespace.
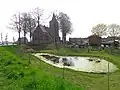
31,7,44,25
107,24,120,37
26,13,36,42
31,7,51,25
8,13,22,45
58,12,73,44
21,12,28,44
91,24,107,36
107,24,120,47
20,12,36,43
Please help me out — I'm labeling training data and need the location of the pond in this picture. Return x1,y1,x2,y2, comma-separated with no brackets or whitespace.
33,53,118,73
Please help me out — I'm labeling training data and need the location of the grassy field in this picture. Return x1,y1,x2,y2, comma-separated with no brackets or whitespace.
0,45,82,90
0,45,120,90
39,47,120,90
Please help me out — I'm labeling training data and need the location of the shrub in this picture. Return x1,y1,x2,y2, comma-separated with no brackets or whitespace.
4,60,13,66
7,71,19,79
18,72,24,77
17,61,22,65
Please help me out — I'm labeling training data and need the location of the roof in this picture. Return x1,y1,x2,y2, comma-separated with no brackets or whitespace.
88,34,101,38
33,24,52,40
40,25,48,33
34,25,48,33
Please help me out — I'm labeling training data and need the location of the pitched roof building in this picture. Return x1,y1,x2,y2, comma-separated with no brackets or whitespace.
88,35,101,46
32,14,60,45
69,38,88,45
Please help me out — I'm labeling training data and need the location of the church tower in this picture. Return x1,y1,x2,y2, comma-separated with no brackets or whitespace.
49,13,60,44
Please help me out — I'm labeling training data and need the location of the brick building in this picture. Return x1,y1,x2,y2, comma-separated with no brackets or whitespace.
32,14,60,45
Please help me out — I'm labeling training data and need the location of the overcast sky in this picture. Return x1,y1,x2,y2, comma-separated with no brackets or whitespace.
0,0,120,41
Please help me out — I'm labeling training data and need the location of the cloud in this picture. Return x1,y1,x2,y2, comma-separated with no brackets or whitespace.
0,0,120,41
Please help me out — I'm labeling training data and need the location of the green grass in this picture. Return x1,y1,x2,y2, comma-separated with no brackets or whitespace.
1,45,120,90
0,45,82,90
39,47,120,90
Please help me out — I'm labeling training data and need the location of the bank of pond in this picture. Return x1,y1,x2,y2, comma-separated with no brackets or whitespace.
33,53,118,74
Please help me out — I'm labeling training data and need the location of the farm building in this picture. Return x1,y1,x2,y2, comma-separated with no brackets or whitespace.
88,35,101,46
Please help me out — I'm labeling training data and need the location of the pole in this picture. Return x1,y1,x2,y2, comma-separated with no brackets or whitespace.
62,50,67,79
18,12,21,45
62,51,67,90
108,62,110,90
63,64,64,79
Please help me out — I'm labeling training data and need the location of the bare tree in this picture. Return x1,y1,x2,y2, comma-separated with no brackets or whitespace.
18,12,36,43
108,24,120,37
91,24,107,36
107,24,120,47
26,13,36,42
21,12,28,44
58,12,73,44
31,7,44,25
8,13,22,45
31,7,51,25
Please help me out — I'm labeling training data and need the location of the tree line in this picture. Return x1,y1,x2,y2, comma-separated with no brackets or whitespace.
91,23,120,37
8,7,73,45
91,23,120,45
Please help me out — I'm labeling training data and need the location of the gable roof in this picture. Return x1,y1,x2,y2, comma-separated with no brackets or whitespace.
40,25,48,33
33,25,52,40
34,25,48,33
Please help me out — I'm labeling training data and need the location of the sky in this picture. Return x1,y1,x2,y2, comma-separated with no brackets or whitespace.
0,0,120,42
